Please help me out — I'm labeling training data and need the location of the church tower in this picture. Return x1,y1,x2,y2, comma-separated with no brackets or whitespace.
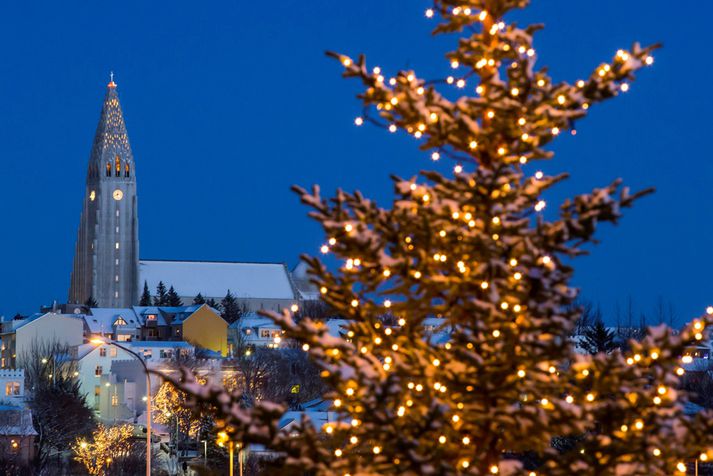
69,76,139,307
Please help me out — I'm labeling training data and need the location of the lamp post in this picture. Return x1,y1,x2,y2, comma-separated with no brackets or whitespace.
90,337,151,476
217,432,244,476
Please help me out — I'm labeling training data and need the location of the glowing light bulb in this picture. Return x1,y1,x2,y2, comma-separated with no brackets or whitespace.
425,8,434,18
354,117,364,126
454,164,463,174
456,79,466,88
389,124,397,133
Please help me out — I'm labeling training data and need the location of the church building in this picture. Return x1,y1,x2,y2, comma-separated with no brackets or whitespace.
68,78,317,311
69,77,139,308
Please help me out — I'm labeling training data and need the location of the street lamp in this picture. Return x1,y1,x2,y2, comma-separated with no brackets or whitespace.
216,431,244,476
90,337,152,476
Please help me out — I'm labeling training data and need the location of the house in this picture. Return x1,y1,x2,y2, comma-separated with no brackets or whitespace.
0,405,37,466
0,370,24,405
139,259,303,312
0,313,84,369
83,304,228,355
229,314,284,354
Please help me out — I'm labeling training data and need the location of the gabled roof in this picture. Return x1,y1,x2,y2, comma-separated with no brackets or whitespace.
139,260,298,300
86,308,141,334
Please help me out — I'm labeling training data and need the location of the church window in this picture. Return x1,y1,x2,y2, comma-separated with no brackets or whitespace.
106,162,111,177
125,163,130,177
115,156,121,177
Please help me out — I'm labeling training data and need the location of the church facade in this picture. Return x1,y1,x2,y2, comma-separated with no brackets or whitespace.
68,78,139,307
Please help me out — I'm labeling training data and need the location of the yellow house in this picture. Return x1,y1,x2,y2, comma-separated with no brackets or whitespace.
178,305,228,356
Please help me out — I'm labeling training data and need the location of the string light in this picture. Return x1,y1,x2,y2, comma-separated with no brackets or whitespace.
355,117,364,126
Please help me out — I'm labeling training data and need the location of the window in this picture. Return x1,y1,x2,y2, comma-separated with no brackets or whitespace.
115,156,121,176
115,259,119,265
143,349,153,359
106,162,111,177
95,366,103,376
110,347,117,357
125,163,130,177
146,314,157,321
99,347,107,357
160,349,173,359
115,226,119,233
5,382,20,396
260,329,271,338
115,242,119,249
116,209,120,217
111,394,119,406
117,334,131,342
114,317,127,326
115,291,119,298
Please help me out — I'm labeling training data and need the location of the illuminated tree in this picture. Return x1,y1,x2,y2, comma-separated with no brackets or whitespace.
164,2,713,475
153,381,202,442
73,424,134,476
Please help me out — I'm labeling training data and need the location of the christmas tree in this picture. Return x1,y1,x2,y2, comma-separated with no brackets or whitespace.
164,2,713,474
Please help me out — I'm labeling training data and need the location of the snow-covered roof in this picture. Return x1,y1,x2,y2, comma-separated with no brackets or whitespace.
229,312,279,330
127,341,194,349
85,308,141,333
139,260,297,300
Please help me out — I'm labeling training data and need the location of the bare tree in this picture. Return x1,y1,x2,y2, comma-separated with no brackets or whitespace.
20,340,95,472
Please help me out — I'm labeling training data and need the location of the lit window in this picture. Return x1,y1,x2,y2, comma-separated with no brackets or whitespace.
125,163,130,177
110,347,117,357
116,210,120,217
115,259,119,265
114,317,127,326
115,156,121,176
114,291,119,298
106,162,111,177
111,394,119,406
5,382,20,396
115,243,119,249
115,226,119,233
115,275,119,282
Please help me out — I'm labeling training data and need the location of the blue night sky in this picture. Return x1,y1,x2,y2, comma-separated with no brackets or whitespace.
0,1,710,325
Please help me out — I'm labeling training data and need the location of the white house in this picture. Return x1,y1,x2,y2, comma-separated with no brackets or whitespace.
0,313,84,369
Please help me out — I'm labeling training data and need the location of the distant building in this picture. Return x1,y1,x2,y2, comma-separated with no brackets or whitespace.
76,341,193,422
83,304,228,355
139,259,303,312
0,370,24,405
69,78,139,308
0,405,37,466
0,313,84,369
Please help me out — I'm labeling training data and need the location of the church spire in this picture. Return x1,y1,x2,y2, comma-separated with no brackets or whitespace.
89,75,134,181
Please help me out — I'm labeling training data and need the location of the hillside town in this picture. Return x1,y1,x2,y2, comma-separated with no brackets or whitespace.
4,1,713,475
